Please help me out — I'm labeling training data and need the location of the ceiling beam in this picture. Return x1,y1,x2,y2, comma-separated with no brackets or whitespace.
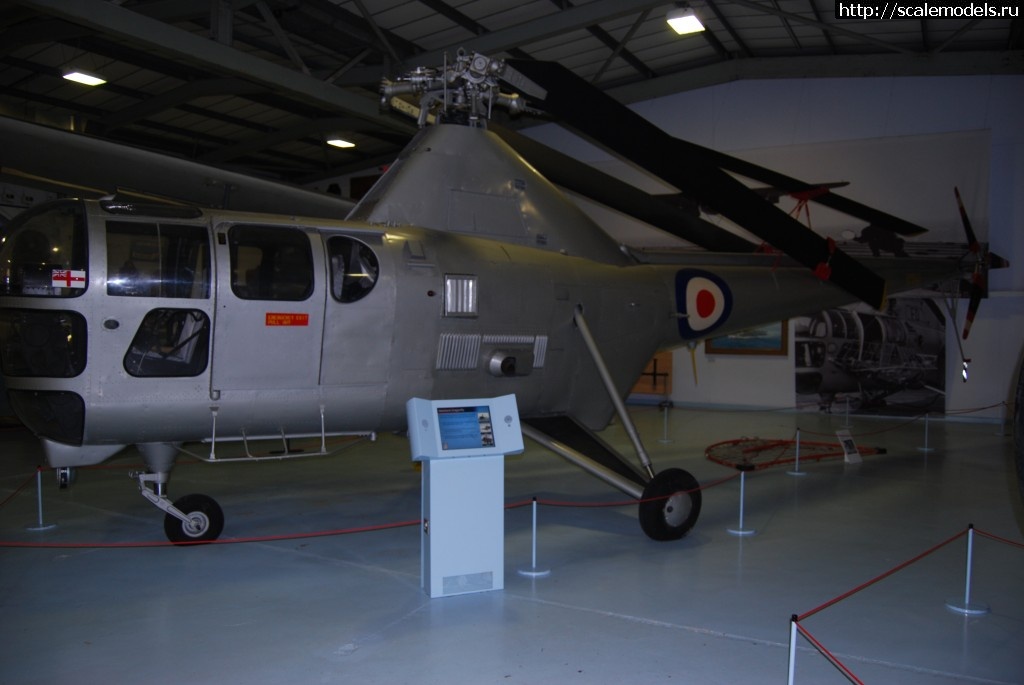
726,0,916,54
14,0,415,135
98,78,268,133
609,51,1024,103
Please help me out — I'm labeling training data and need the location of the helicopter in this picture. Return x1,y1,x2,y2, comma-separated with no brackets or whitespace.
0,51,1006,544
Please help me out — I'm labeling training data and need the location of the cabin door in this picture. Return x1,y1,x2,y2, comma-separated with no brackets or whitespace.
211,223,326,392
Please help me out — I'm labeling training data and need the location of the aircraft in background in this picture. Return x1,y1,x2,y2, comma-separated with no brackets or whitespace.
0,51,1006,543
794,301,946,413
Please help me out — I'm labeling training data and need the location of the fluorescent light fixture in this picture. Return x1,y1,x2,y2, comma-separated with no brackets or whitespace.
326,137,355,149
667,7,704,35
62,70,106,86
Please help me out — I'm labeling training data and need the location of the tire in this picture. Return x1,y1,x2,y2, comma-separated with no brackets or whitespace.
164,493,224,544
638,468,702,541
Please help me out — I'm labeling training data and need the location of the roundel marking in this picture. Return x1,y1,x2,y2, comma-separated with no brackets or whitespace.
675,269,733,339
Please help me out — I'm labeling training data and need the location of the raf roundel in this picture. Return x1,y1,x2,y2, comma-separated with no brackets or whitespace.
675,269,733,339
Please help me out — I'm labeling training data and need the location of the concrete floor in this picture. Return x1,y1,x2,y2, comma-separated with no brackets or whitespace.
1,406,1022,685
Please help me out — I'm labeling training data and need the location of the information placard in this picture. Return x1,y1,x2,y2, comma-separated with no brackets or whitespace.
407,394,523,460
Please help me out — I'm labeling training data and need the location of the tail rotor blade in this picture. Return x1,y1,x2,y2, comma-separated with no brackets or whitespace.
954,186,979,251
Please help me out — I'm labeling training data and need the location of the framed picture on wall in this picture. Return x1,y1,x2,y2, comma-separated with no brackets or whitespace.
705,321,788,356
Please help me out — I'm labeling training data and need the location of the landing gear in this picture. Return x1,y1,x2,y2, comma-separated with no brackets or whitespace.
55,466,76,489
639,468,702,541
133,471,225,545
163,493,224,544
132,443,224,545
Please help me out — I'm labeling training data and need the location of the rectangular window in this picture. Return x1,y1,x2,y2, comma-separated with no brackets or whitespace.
228,225,313,301
106,221,210,298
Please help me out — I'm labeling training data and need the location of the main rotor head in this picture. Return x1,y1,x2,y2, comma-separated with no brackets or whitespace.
381,50,535,127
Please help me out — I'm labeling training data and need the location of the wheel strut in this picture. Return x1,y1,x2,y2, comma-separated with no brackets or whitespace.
131,471,224,544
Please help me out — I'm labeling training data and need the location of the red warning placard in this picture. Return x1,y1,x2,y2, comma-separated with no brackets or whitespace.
265,312,310,326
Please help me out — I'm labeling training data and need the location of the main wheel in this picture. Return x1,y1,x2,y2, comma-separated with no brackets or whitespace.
638,468,702,541
164,493,224,544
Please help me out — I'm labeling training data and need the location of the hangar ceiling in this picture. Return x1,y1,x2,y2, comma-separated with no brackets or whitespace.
1,0,1021,188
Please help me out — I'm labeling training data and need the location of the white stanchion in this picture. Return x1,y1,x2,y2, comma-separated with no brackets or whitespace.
658,401,673,444
25,469,57,532
518,498,550,578
945,524,990,616
727,467,756,536
787,429,808,477
787,616,799,685
917,412,935,453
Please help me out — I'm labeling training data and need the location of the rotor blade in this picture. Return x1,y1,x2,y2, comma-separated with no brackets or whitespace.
489,123,756,253
954,186,980,250
503,59,888,308
963,275,984,340
704,151,928,237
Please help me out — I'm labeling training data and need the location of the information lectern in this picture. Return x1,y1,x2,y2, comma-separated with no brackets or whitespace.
406,394,524,598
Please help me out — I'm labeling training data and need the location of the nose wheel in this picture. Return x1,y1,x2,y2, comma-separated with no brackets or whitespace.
163,493,224,544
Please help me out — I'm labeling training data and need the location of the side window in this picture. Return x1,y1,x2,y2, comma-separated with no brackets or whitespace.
123,309,210,377
328,236,379,303
228,225,313,301
0,200,88,298
106,221,210,298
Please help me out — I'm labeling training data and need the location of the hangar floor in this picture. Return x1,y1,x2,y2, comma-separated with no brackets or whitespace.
1,406,1022,685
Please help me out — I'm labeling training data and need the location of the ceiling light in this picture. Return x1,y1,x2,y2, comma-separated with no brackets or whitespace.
326,137,355,149
667,7,705,35
62,70,106,86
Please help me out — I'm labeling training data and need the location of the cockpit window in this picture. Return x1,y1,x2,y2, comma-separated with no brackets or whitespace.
106,221,210,298
328,236,379,303
1,200,88,297
228,225,313,301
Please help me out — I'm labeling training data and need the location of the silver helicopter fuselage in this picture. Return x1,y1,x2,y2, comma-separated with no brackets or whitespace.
0,124,961,470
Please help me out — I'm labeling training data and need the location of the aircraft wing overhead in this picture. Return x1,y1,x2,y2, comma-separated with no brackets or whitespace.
502,59,897,309
0,117,354,218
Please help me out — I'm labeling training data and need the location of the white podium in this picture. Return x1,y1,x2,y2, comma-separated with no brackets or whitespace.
406,395,523,599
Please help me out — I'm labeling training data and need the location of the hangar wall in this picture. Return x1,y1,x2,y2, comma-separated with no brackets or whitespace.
528,74,1024,420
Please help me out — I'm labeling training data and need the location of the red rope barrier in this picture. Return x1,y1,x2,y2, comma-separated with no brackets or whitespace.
1,466,741,549
789,523,1024,683
1,518,423,549
797,527,968,622
798,400,1009,440
975,528,1024,550
0,468,40,510
795,622,866,685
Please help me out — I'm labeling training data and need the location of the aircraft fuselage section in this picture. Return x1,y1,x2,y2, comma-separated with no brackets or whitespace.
0,200,673,465
0,200,966,468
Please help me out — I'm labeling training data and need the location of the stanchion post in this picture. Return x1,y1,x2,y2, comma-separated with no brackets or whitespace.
945,524,989,615
518,497,551,578
727,465,756,536
26,468,57,532
788,428,807,477
921,409,937,450
787,615,799,685
658,401,673,444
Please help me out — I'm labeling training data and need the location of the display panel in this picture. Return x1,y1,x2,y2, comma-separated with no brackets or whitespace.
406,394,523,460
437,406,495,451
